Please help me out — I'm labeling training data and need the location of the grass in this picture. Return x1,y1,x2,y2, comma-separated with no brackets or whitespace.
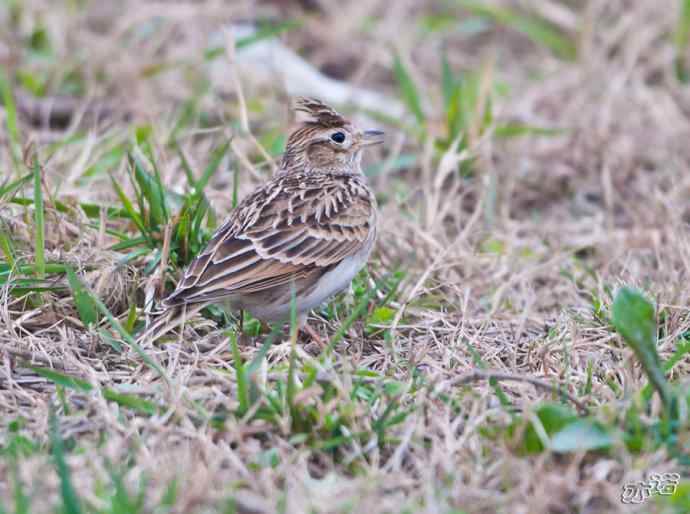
32,158,45,279
1,1,690,513
675,0,690,81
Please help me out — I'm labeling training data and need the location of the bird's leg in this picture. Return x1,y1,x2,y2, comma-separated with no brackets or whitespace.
303,323,326,348
298,313,326,348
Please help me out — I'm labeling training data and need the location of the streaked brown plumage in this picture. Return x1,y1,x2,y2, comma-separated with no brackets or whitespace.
138,97,383,343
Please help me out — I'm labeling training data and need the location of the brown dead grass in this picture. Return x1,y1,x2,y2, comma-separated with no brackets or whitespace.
1,1,690,513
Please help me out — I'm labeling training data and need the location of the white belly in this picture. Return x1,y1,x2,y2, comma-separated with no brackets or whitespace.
296,251,368,312
237,241,373,322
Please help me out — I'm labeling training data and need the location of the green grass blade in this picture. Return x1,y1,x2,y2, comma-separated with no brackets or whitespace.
94,297,169,383
118,247,152,264
168,95,200,143
641,337,690,402
175,209,191,262
130,153,168,229
245,322,284,376
0,172,32,200
32,160,45,279
151,160,170,227
102,388,157,416
80,203,129,220
30,366,93,392
196,141,230,194
377,271,405,309
128,162,149,232
65,267,99,327
108,235,149,252
175,142,196,186
494,123,568,138
676,0,690,81
178,141,228,251
232,163,240,209
9,195,77,215
190,196,212,249
109,174,150,240
230,331,249,415
125,302,138,334
582,359,593,396
441,49,457,112
662,337,690,372
49,407,83,514
0,262,70,276
10,468,26,514
168,142,228,260
80,144,126,181
98,328,123,353
393,53,425,126
457,72,480,131
143,248,162,275
0,231,16,270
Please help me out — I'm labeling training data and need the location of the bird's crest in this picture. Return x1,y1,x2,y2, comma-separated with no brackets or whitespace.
293,97,347,128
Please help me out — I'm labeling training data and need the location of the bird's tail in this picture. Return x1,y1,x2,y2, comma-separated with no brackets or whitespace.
135,302,211,345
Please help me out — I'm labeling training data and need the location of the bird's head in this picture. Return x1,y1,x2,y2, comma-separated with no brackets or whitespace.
279,97,384,174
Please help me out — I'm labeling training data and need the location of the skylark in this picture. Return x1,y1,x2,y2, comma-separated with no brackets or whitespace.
139,98,383,343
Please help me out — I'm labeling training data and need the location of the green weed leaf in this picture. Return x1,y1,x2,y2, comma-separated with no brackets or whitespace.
550,419,616,452
612,287,673,411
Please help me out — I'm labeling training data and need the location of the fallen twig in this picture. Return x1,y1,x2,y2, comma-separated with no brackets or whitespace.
442,370,590,415
2,347,68,370
14,91,127,129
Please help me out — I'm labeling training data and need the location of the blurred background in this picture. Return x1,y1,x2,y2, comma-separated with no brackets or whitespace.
2,0,690,235
2,1,690,513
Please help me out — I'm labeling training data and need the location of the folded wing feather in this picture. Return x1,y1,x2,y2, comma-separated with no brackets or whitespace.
163,173,375,307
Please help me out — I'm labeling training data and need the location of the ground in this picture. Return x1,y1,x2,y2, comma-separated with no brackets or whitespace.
1,1,690,513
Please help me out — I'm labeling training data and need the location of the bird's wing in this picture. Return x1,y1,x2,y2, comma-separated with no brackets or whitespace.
163,173,376,306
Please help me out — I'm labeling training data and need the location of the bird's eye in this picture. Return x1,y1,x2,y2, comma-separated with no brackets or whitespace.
330,132,346,143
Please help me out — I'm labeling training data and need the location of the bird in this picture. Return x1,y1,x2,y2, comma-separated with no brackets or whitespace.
137,97,384,345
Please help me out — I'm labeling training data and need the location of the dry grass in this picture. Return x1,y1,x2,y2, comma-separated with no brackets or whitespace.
1,1,690,513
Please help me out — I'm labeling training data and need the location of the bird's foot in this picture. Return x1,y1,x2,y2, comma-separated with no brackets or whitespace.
301,322,326,348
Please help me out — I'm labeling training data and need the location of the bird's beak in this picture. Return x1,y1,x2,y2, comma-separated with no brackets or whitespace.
360,129,385,146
